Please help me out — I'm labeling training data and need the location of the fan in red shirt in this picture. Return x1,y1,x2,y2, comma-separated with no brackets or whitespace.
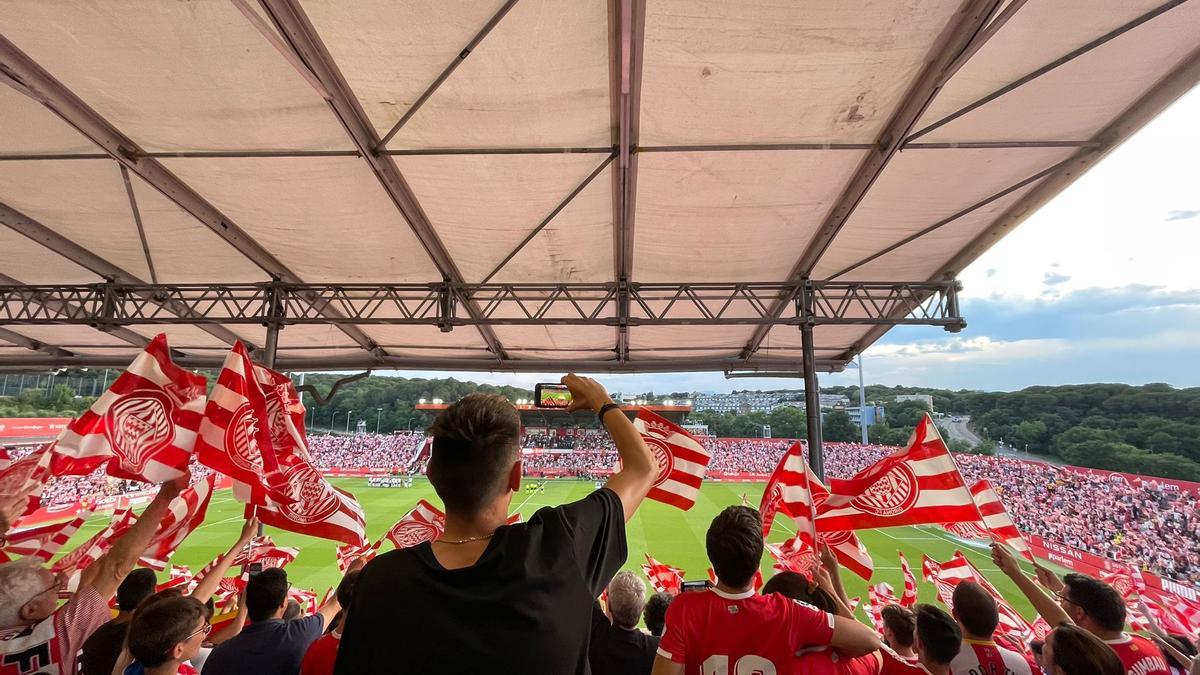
878,605,925,675
993,543,1170,675
301,568,362,675
651,506,879,675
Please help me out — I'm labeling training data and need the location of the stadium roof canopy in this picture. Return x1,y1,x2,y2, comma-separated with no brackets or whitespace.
1,0,1198,376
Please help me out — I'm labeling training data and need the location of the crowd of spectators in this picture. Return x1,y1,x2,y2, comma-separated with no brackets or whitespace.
306,432,425,470
8,428,1200,585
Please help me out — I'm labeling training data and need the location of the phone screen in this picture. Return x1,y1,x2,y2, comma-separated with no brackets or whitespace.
248,562,264,575
534,383,572,409
680,580,712,593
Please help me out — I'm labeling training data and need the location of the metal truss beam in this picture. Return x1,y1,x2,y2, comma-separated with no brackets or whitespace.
0,34,382,359
738,0,1006,363
0,273,151,352
611,0,647,363
0,201,248,350
0,353,849,374
0,280,966,329
256,0,509,360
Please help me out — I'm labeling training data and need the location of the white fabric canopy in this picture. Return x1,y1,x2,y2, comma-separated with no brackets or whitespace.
1,0,1197,372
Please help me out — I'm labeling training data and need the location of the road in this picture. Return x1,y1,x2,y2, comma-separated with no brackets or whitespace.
939,416,982,446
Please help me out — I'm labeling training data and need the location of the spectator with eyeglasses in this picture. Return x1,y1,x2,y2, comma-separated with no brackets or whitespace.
124,595,211,675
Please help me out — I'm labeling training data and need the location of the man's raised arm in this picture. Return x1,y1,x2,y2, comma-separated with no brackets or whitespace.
562,374,655,521
190,516,258,603
991,543,1071,627
80,475,185,599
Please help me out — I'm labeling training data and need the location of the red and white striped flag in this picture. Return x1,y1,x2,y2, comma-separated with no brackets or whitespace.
818,415,977,531
642,554,684,594
631,409,710,511
941,521,991,540
251,364,309,460
51,335,206,483
867,582,901,631
157,565,194,592
336,540,380,572
926,551,1032,640
252,450,369,546
764,536,820,577
0,444,58,525
818,528,874,581
760,441,814,546
288,587,318,615
384,499,445,549
140,476,216,570
1,509,93,561
197,342,293,506
898,551,918,607
52,508,137,576
969,480,1033,561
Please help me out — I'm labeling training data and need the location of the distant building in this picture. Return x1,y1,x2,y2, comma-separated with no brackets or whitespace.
895,394,934,410
844,405,886,427
693,392,781,414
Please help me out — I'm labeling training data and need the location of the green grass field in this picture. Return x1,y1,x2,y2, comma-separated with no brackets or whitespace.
61,478,1055,621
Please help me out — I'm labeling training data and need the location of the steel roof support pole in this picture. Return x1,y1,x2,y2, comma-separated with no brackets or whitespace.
800,284,824,481
610,0,645,363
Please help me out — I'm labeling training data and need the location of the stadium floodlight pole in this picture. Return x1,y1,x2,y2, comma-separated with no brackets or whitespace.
346,410,353,434
375,407,383,434
857,354,868,445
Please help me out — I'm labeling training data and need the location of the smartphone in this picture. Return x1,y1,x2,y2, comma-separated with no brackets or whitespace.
248,562,264,575
534,383,572,409
680,580,712,593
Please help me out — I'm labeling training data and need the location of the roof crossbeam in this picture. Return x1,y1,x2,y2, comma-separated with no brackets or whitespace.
0,34,384,360
0,326,73,359
376,0,521,149
256,0,510,362
0,272,152,352
737,0,1008,363
906,0,1189,144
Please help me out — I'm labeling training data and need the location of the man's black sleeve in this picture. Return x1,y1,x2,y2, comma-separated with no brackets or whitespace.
551,488,628,596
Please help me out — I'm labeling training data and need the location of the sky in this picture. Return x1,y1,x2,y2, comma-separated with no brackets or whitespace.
387,86,1200,395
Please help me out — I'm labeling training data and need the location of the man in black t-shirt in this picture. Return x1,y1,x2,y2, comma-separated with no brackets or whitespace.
78,568,157,675
590,570,658,675
335,375,656,675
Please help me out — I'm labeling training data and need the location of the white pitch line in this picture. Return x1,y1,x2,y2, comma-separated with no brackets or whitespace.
195,515,244,531
875,529,940,542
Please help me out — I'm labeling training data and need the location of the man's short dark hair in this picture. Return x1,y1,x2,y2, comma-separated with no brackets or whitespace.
117,568,158,611
427,394,521,513
643,592,672,637
1062,573,1126,631
246,568,289,622
881,604,916,648
916,603,961,665
128,596,205,667
705,506,763,588
953,581,999,637
337,570,361,609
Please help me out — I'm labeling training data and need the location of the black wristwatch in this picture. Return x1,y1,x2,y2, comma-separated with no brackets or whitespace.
597,402,621,421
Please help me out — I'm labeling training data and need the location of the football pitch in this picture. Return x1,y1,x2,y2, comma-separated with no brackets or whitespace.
63,478,1053,621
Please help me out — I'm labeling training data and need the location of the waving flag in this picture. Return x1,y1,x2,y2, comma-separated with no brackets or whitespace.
867,583,900,631
384,499,445,549
157,566,194,592
642,554,685,594
0,444,53,526
51,335,206,483
252,451,368,546
969,480,1034,561
941,521,991,540
337,540,380,572
251,364,309,459
140,476,216,570
1,509,92,561
760,441,814,545
631,409,710,511
818,415,977,531
197,342,293,506
765,536,819,576
898,551,918,607
926,551,1032,640
52,508,137,576
819,528,874,581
